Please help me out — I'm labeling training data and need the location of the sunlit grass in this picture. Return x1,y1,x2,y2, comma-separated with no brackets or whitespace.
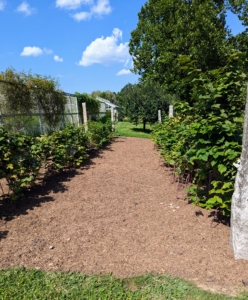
1,268,246,300
115,121,152,139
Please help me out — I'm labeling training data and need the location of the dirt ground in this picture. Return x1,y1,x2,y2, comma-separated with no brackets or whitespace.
1,137,248,296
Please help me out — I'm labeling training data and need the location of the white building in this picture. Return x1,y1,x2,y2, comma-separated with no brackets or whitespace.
96,96,121,121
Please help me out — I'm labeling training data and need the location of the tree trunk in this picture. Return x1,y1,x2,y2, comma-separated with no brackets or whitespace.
143,121,146,132
230,84,248,260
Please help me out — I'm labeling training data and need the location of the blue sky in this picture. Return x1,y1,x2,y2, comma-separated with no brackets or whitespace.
0,0,246,95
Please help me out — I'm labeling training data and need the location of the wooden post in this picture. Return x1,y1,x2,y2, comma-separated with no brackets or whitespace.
82,102,88,132
111,107,115,131
158,110,161,123
169,105,174,118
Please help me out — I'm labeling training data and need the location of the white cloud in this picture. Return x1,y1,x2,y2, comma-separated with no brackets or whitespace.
21,46,43,57
91,0,111,16
0,0,6,11
72,11,91,21
20,47,53,57
78,28,130,66
44,48,53,55
56,0,92,10
57,0,112,21
54,55,63,62
116,69,131,76
16,1,36,16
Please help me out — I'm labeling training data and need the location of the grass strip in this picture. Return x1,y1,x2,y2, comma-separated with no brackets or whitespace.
0,268,246,299
115,121,152,139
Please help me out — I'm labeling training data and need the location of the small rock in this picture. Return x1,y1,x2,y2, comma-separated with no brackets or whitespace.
49,245,54,250
67,238,71,242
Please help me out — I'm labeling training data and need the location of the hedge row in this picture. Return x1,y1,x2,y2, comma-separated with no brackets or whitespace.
152,51,247,216
0,120,113,200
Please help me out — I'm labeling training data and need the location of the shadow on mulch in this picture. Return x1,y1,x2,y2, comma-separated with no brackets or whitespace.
208,210,230,227
0,230,8,240
0,140,116,223
83,141,114,169
159,161,231,228
187,199,230,227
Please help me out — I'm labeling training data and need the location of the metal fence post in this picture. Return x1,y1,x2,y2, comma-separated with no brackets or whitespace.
75,95,80,126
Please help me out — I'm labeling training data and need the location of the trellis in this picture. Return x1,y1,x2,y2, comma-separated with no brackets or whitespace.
0,80,80,135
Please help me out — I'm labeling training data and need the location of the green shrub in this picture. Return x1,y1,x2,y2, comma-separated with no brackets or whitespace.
153,51,247,216
88,120,113,148
0,120,113,201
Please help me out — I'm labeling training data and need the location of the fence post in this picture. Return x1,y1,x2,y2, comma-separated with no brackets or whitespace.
0,111,3,126
75,95,80,126
169,105,174,118
82,102,88,132
158,110,162,123
69,96,73,125
111,107,115,131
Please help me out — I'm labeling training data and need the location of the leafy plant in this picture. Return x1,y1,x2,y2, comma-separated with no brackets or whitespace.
0,120,113,201
87,118,114,148
153,51,247,216
0,68,67,134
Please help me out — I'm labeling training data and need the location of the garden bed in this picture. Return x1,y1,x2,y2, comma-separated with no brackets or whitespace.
0,137,248,296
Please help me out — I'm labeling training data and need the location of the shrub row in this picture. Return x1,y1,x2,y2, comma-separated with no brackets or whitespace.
0,120,113,200
152,51,247,216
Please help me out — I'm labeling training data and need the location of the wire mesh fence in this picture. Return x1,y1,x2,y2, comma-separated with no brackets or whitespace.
87,111,111,121
0,79,80,135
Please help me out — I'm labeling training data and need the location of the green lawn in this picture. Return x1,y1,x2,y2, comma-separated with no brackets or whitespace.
114,121,152,139
1,268,246,299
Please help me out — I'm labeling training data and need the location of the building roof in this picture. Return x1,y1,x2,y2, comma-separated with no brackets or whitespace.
96,96,119,108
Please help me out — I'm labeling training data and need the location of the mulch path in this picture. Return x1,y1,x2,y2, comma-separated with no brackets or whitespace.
1,137,248,296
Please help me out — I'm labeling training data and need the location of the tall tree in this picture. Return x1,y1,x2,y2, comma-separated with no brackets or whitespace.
129,0,233,95
118,82,172,131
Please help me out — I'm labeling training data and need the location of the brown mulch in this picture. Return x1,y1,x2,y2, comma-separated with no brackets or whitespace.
1,137,248,296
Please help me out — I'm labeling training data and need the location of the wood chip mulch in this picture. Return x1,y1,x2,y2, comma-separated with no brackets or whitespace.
1,137,248,296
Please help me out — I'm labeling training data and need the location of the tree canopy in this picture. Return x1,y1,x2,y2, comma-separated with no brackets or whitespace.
129,0,248,95
117,82,172,130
